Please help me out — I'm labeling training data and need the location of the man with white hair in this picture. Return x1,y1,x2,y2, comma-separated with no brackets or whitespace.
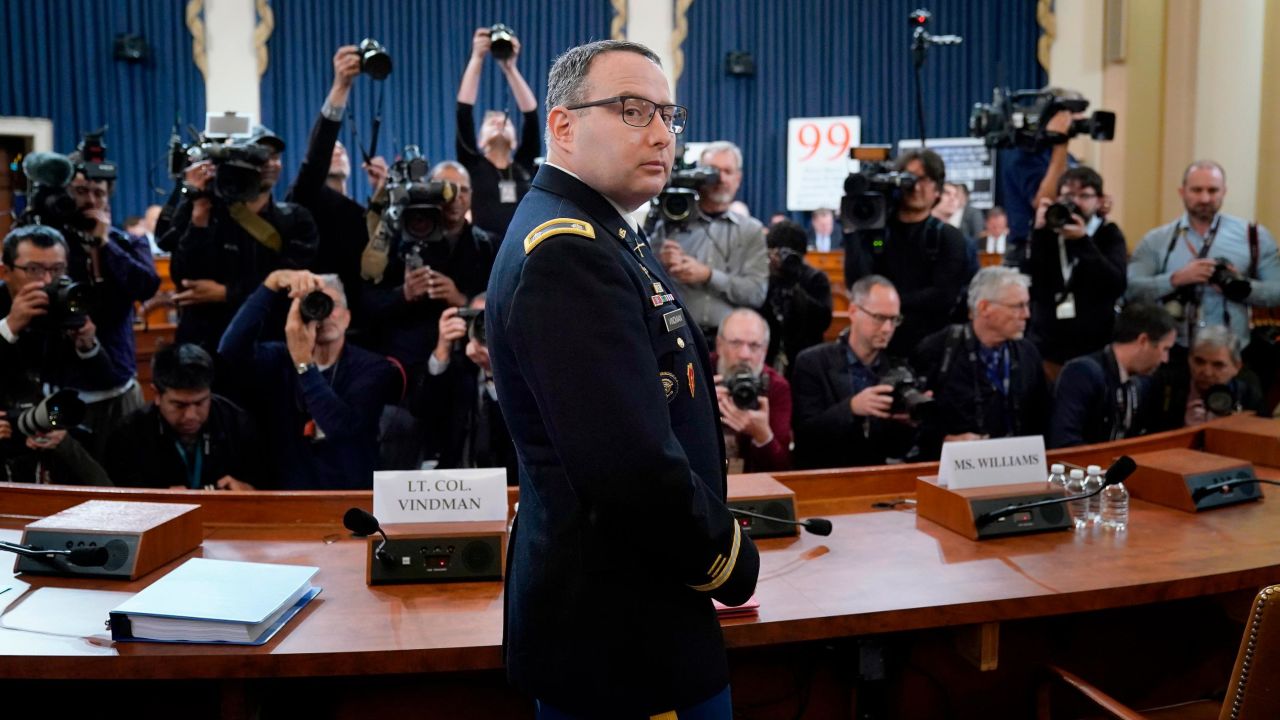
1151,324,1266,428
912,266,1050,459
654,140,769,339
218,269,402,489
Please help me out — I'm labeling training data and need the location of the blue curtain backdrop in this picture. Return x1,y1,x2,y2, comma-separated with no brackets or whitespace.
0,0,206,220
678,0,1046,217
262,0,612,204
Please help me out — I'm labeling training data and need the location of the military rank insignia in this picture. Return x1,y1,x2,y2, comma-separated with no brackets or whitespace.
659,371,678,402
686,362,696,398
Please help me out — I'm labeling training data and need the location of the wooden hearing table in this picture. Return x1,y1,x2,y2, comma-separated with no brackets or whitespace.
1,419,1278,714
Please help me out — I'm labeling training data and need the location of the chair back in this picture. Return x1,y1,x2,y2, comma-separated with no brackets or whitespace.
1220,584,1280,720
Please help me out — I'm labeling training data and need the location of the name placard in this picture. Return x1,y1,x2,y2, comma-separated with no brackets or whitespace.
373,469,508,524
938,435,1047,489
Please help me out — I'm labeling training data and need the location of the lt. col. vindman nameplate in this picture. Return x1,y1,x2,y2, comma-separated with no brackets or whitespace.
938,435,1047,489
373,469,508,525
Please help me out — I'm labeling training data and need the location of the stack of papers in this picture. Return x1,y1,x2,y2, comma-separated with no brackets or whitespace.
109,558,320,645
714,596,760,619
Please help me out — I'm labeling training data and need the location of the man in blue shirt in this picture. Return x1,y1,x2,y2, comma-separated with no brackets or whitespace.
1127,160,1280,350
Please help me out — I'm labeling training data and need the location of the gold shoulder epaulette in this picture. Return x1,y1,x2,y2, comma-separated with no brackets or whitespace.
524,217,595,255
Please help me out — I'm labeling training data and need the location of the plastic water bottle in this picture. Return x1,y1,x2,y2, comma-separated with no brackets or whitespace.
1084,465,1105,526
1066,469,1089,530
1047,463,1067,492
1101,479,1130,532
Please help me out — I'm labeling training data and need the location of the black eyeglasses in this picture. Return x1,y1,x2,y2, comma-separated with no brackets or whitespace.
564,95,689,134
855,304,905,327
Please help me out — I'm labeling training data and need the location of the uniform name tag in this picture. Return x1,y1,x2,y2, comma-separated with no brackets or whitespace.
663,308,687,332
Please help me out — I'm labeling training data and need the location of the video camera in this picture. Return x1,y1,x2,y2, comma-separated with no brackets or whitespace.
839,146,916,232
969,87,1115,152
721,363,768,411
5,389,86,438
652,155,720,229
19,152,94,236
381,145,457,263
75,127,118,183
184,139,272,204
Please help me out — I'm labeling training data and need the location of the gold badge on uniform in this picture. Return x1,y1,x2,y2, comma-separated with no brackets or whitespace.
618,228,627,239
686,363,696,399
658,371,678,402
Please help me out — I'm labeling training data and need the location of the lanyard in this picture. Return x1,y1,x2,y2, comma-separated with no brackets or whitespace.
1160,216,1221,274
174,436,206,489
1057,236,1077,289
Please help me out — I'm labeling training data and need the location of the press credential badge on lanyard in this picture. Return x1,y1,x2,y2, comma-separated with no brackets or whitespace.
1055,235,1077,320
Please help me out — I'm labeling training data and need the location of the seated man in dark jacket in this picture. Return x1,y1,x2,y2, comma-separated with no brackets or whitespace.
413,295,516,483
913,266,1051,460
1047,302,1177,449
792,275,917,469
106,343,264,489
1150,324,1266,429
218,270,402,489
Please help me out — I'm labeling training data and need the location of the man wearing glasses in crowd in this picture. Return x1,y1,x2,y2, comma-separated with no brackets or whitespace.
486,40,758,719
912,266,1051,459
791,275,919,469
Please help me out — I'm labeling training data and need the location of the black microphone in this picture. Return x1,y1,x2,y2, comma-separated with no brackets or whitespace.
730,508,833,537
0,540,110,567
1190,478,1280,503
343,507,394,564
974,455,1138,528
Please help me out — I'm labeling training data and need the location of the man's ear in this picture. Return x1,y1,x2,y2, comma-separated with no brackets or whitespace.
546,106,575,151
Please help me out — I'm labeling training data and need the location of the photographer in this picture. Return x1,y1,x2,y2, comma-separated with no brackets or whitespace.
1151,325,1265,429
456,25,541,243
1047,302,1176,449
412,295,516,483
359,159,495,378
763,220,831,374
164,128,319,354
0,225,112,485
1128,160,1280,350
105,343,265,490
844,148,970,355
1027,166,1127,376
912,267,1050,460
287,44,390,308
654,141,769,339
712,309,792,473
218,270,402,490
791,275,918,469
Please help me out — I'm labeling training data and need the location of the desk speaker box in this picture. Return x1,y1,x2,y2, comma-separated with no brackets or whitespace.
366,520,507,585
727,474,798,538
1126,448,1260,512
18,500,203,580
1203,414,1280,468
915,477,1071,540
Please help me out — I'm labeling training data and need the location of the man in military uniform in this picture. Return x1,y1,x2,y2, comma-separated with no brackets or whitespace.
486,40,759,719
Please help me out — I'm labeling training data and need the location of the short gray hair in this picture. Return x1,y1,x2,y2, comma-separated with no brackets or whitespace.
849,274,896,305
429,160,470,183
546,40,661,111
720,307,770,347
700,141,743,170
317,273,348,308
968,266,1030,311
1192,325,1242,364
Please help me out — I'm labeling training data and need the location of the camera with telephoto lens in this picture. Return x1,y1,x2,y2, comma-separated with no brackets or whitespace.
653,163,720,228
382,145,457,256
773,246,805,282
721,363,768,411
969,87,1116,152
878,365,935,422
1044,200,1083,231
489,24,517,61
456,308,487,346
839,146,916,232
5,389,86,438
1203,383,1239,416
186,139,271,203
299,290,335,324
1209,257,1252,302
358,38,392,80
